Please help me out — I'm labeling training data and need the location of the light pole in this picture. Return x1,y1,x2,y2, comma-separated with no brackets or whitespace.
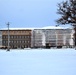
7,22,10,51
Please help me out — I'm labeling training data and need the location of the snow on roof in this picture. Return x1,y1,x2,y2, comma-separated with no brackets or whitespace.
41,26,72,29
42,26,62,29
0,26,72,30
34,26,72,30
1,28,35,30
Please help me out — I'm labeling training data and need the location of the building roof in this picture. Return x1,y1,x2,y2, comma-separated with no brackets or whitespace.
0,26,72,30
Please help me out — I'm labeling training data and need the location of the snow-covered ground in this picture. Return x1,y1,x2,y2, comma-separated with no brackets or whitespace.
0,48,76,75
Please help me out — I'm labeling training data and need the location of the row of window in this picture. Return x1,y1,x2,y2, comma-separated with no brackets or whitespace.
3,31,31,34
3,45,30,48
34,30,72,34
3,40,30,44
34,34,71,38
3,35,30,39
34,43,69,46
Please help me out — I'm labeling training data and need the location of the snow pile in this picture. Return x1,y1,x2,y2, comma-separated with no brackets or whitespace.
0,48,76,75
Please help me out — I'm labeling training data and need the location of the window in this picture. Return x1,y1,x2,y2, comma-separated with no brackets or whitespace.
3,36,7,39
0,36,2,39
22,40,25,43
24,36,26,38
3,40,8,44
11,35,14,39
11,40,14,43
16,36,18,39
17,40,18,43
19,36,22,39
22,36,25,39
25,41,26,43
14,41,16,43
19,40,22,43
27,41,29,43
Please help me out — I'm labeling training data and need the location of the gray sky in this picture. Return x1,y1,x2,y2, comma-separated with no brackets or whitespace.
0,0,66,28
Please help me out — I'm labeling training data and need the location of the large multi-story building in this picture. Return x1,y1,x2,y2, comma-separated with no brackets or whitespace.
32,29,74,48
0,29,31,49
0,27,74,49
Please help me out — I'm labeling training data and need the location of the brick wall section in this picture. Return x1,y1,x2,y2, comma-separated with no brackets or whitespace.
2,30,31,49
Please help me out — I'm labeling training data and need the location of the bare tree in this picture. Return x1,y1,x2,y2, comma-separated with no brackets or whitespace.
56,0,76,48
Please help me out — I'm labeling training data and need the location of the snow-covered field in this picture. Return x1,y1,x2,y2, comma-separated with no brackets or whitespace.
0,48,76,75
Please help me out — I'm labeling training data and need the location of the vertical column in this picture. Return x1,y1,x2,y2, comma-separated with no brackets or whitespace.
42,32,46,47
55,30,58,47
31,30,34,48
63,34,66,46
69,29,74,47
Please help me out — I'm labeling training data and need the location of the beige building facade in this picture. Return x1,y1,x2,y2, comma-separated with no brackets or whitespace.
0,29,31,49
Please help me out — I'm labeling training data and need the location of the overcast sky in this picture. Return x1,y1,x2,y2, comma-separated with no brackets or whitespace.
0,0,67,28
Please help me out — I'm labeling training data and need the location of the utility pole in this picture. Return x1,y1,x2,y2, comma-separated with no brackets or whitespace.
7,22,10,51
